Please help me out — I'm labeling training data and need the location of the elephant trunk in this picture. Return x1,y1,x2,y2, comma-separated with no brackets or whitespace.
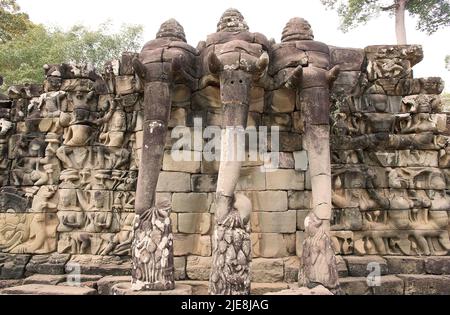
135,82,171,215
215,71,251,223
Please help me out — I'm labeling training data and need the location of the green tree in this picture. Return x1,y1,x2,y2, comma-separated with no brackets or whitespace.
446,55,450,71
321,0,450,44
0,0,34,43
0,22,143,88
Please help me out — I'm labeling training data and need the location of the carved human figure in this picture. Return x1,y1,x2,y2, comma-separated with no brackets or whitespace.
59,91,96,146
97,98,127,147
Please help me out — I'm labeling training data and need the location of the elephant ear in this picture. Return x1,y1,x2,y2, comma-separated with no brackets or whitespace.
132,57,147,81
207,51,222,75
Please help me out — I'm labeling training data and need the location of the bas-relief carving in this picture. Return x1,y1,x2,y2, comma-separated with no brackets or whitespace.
0,6,449,296
0,213,58,254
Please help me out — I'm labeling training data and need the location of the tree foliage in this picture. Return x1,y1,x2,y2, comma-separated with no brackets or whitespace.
0,0,33,43
321,0,450,34
0,22,143,88
446,55,450,71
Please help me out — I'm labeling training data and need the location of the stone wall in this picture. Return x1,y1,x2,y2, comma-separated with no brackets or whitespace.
0,43,448,282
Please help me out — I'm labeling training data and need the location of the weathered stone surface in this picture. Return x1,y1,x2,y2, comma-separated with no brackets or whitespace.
293,151,308,171
289,191,312,209
172,193,212,213
163,151,201,173
252,283,290,295
23,274,67,285
178,280,209,295
384,256,425,275
251,233,296,258
336,255,349,277
25,253,71,275
65,256,132,276
296,210,309,231
174,256,187,280
174,234,211,257
186,256,211,281
270,284,333,295
1,284,97,295
0,254,30,279
330,47,365,71
236,167,266,191
97,276,131,295
111,282,192,295
0,279,23,289
339,275,404,295
269,89,296,113
244,191,288,212
283,256,299,283
156,172,191,192
399,274,450,295
191,174,217,192
58,275,103,289
178,213,212,234
251,258,284,283
424,256,450,275
266,170,304,190
252,211,297,233
344,256,388,277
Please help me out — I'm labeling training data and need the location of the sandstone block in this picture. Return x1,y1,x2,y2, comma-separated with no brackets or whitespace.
244,191,288,212
424,256,450,275
293,151,308,171
340,275,404,295
283,256,299,283
172,193,212,213
251,258,284,283
25,253,71,275
296,210,309,231
252,211,297,233
236,167,266,191
178,213,212,234
269,88,296,113
399,274,450,295
1,284,97,295
97,276,131,295
344,256,388,277
23,274,67,285
186,256,212,281
174,256,187,281
266,170,304,190
251,283,290,295
251,233,296,258
289,191,312,209
156,172,191,192
191,174,217,192
178,280,209,295
163,151,201,173
384,256,425,275
174,234,211,257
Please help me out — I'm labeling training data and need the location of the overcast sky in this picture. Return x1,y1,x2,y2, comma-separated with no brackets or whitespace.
17,0,450,92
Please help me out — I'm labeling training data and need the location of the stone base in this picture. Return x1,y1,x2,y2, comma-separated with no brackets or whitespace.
0,284,97,295
111,282,192,295
267,285,333,295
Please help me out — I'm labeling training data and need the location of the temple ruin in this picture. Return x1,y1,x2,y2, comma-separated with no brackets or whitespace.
0,9,449,295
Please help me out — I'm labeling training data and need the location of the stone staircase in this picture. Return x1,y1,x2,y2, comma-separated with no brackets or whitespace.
1,255,449,295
